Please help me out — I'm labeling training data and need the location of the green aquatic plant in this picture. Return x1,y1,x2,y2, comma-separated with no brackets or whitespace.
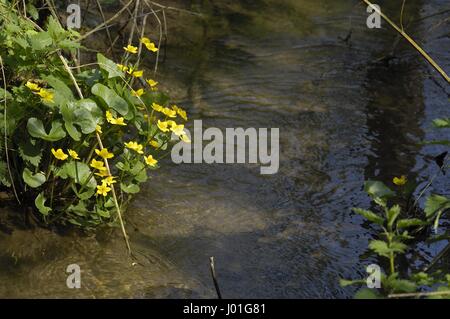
0,0,190,243
342,143,450,298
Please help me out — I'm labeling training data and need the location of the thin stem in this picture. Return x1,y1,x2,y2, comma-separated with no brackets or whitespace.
362,0,450,83
0,55,21,204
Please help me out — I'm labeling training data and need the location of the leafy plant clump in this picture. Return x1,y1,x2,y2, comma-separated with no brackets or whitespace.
342,119,450,298
0,1,190,228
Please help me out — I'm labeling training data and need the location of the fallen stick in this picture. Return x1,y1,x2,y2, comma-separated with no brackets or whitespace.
362,0,450,83
210,257,223,299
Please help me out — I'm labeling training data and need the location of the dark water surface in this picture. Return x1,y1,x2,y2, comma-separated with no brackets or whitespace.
0,0,449,298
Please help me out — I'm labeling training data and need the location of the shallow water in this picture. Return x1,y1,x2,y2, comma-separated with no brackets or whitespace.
0,0,449,298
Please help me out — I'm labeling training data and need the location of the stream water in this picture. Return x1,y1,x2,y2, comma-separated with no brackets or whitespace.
0,0,449,298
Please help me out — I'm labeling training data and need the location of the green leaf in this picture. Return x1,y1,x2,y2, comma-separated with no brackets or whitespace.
97,53,123,79
121,183,140,194
27,118,66,141
22,168,46,188
42,75,74,106
432,118,450,129
91,83,128,115
35,192,51,216
386,274,416,293
18,139,42,167
28,31,52,50
68,201,89,217
0,161,11,187
354,288,380,299
369,240,390,257
60,99,102,140
56,162,96,188
425,194,450,218
369,240,407,258
387,205,401,229
26,3,39,20
389,241,407,254
46,16,66,43
364,180,395,199
397,218,426,229
352,208,384,225
339,278,366,287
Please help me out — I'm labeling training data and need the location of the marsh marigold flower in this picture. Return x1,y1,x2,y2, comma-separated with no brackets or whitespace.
96,182,111,197
180,134,191,143
51,148,68,161
149,140,159,148
106,110,126,126
125,141,144,154
90,158,107,171
123,44,138,54
95,170,109,178
68,149,80,160
95,148,114,159
162,107,177,118
170,123,185,136
393,175,407,186
145,155,158,167
173,105,188,121
151,103,163,112
132,70,144,78
117,64,128,72
102,176,117,186
37,89,54,103
146,79,158,89
157,120,170,132
131,88,144,97
140,37,158,52
96,125,102,134
25,81,40,91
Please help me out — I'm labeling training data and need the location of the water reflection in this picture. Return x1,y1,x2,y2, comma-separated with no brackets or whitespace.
0,0,448,298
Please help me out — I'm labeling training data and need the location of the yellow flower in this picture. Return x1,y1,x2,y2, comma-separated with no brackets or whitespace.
96,125,102,134
90,158,107,171
145,155,158,167
123,44,138,54
132,70,144,78
51,148,68,161
157,120,170,132
96,182,111,197
126,66,135,75
131,88,144,97
68,149,80,160
163,107,177,118
151,103,164,112
95,170,110,178
180,134,191,143
102,176,117,186
111,117,126,126
171,123,185,136
95,148,114,159
172,105,188,121
124,141,144,154
25,81,40,91
37,88,54,103
146,79,158,89
141,37,158,52
149,140,159,148
106,110,113,122
393,175,407,186
106,111,126,126
117,64,129,72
